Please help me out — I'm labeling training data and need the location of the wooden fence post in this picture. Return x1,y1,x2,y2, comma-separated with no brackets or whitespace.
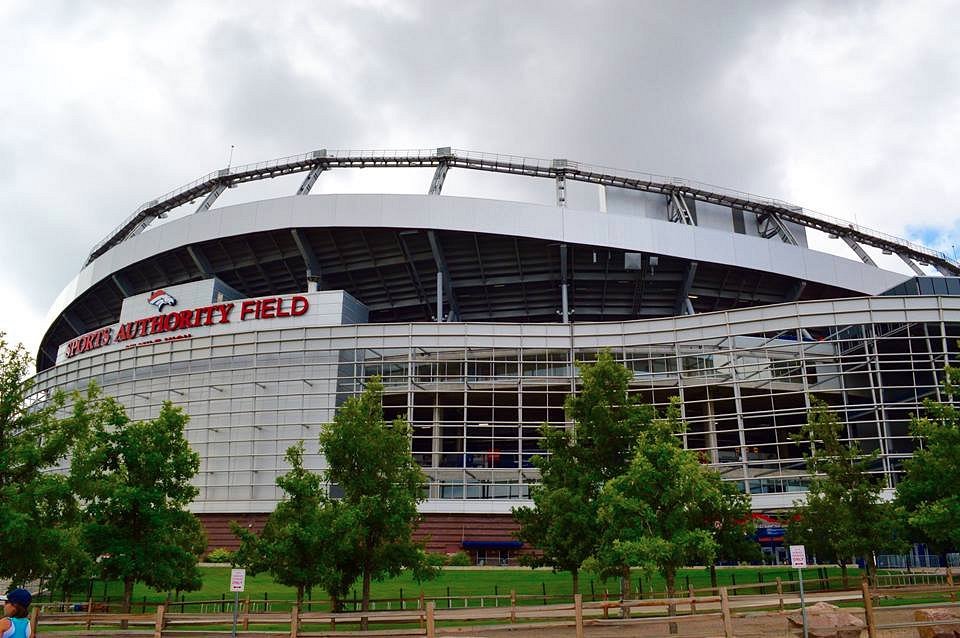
860,578,876,638
510,589,517,624
719,587,733,638
426,601,436,638
86,597,94,630
153,603,165,638
242,596,251,630
948,566,956,603
689,586,696,614
574,593,584,638
776,577,784,612
28,606,39,637
290,603,299,638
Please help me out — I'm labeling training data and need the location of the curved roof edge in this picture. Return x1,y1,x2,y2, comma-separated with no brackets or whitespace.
46,193,911,335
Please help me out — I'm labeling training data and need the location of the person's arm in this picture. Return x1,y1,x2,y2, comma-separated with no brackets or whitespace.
0,617,10,633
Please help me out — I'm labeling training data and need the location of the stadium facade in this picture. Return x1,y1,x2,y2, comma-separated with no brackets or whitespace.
33,148,960,565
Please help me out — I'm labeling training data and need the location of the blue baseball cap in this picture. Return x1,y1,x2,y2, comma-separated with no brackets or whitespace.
6,589,31,607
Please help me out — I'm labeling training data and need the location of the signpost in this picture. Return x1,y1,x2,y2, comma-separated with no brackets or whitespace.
790,545,809,638
230,569,246,638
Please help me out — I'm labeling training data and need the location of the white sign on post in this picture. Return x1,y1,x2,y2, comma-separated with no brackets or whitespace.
230,568,246,592
790,545,807,568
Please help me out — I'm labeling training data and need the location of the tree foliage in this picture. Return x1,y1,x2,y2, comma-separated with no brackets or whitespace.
596,399,747,601
0,333,88,587
320,376,433,626
232,442,362,607
896,365,960,551
787,399,901,584
514,350,654,594
71,391,206,611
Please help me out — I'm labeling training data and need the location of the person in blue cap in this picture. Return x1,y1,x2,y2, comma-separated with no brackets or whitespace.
0,588,32,637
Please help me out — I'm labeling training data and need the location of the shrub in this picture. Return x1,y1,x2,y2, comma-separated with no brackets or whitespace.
206,547,234,563
446,551,471,566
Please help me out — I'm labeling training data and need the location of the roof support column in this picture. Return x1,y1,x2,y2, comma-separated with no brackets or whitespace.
427,230,459,321
291,229,322,291
552,159,568,207
841,235,878,267
187,245,215,278
786,280,807,302
111,273,134,298
668,192,696,225
674,261,698,315
429,162,449,195
560,243,569,324
897,253,926,276
196,182,228,212
296,166,326,195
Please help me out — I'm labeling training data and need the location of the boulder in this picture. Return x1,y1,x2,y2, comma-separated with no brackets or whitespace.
788,602,865,638
914,608,960,638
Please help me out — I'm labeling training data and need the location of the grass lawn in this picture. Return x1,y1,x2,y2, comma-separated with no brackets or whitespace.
46,564,861,612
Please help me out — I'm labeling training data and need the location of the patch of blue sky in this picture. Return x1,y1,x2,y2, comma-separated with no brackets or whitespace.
907,222,960,258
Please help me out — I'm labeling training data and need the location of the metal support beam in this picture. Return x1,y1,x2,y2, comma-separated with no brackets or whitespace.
435,271,443,323
62,311,86,336
552,159,568,207
841,235,877,267
429,162,449,195
668,192,696,225
196,182,228,212
291,229,322,291
427,230,459,321
111,273,133,297
187,245,215,277
674,261,698,315
897,253,926,276
786,280,807,302
560,244,569,324
757,212,799,245
296,165,326,195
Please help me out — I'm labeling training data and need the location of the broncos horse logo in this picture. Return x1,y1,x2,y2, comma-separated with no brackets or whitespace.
148,290,177,312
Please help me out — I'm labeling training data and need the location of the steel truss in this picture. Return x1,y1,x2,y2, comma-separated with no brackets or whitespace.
85,148,960,275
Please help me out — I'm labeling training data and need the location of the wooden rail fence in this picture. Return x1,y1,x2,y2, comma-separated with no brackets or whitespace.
24,571,960,637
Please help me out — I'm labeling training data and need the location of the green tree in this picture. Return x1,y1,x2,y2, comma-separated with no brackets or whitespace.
705,480,757,590
896,365,960,553
596,400,740,614
320,376,433,629
786,399,900,586
232,442,362,608
514,350,654,596
71,392,206,613
0,333,89,587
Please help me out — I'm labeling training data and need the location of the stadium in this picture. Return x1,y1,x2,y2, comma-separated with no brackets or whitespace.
32,148,960,566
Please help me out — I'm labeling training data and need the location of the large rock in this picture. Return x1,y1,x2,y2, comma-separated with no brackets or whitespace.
914,608,960,638
788,602,865,638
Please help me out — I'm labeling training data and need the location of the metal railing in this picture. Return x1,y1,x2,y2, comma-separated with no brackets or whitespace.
84,147,960,274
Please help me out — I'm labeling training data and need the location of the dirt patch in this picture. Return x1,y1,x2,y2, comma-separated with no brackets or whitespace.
440,607,930,638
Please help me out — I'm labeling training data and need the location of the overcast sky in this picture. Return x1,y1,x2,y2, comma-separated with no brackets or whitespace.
2,0,959,359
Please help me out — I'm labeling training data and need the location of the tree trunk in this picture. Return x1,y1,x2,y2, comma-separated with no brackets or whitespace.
297,585,304,608
620,565,631,619
665,568,678,635
571,568,580,597
840,561,848,589
332,594,342,613
665,568,677,616
709,564,718,594
864,552,877,587
121,577,134,629
361,563,372,630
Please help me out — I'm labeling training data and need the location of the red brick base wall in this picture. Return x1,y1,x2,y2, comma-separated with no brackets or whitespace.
199,512,530,558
